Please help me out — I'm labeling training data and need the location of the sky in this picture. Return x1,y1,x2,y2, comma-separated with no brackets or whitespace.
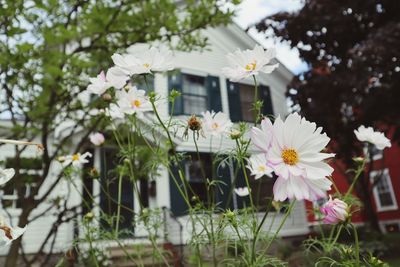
233,0,307,74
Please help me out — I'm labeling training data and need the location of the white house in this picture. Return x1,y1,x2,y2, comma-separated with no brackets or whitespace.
0,23,309,255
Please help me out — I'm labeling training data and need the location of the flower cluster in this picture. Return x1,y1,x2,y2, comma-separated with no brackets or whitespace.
222,45,279,82
87,45,174,119
249,113,335,201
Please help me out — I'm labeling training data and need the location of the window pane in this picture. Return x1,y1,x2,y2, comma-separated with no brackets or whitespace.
182,74,207,95
239,84,255,122
185,153,212,206
379,192,394,207
183,95,207,115
375,171,395,208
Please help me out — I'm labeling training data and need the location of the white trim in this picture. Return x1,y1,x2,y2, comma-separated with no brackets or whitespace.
370,169,398,212
180,68,208,77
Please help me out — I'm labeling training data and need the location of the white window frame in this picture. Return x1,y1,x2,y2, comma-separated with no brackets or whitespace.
370,169,398,212
380,220,400,233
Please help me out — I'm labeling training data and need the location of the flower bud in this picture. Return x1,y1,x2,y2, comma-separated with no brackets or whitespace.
89,168,99,178
102,93,112,101
230,129,242,140
320,196,349,224
84,212,94,222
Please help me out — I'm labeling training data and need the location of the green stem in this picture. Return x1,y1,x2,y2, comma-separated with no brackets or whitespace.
265,201,296,252
328,224,342,252
345,157,367,198
352,224,360,267
115,173,123,238
251,196,274,259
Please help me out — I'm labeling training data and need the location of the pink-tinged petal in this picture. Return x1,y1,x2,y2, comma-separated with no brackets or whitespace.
251,127,270,153
273,176,288,201
299,152,335,162
297,161,333,180
320,197,348,224
275,163,290,180
287,176,309,200
99,70,106,81
288,165,305,177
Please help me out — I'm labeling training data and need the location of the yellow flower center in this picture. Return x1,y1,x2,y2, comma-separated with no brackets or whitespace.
72,154,80,161
131,99,141,108
143,63,150,68
281,149,299,165
245,61,257,71
257,165,266,172
211,122,219,129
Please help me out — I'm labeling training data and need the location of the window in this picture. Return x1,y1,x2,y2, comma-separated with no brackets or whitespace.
371,169,398,211
168,71,222,115
184,153,212,205
227,81,273,122
384,222,400,233
0,157,41,209
182,74,208,115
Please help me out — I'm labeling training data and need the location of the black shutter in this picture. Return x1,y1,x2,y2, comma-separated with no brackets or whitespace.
226,81,242,122
206,75,222,112
260,85,274,117
168,71,183,115
215,158,233,210
169,161,188,216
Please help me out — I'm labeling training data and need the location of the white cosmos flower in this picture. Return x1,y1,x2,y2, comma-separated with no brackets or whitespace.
247,154,273,179
89,132,105,146
0,217,27,247
0,168,15,186
354,125,391,150
222,45,279,82
87,68,128,95
62,152,92,167
260,113,334,201
234,187,250,197
115,86,152,115
201,111,233,137
111,45,174,75
251,117,274,153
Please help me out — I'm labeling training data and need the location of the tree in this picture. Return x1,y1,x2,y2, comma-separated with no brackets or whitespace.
0,1,238,266
255,0,400,232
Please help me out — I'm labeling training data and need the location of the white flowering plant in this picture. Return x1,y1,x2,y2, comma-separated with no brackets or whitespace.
60,44,392,267
1,43,392,266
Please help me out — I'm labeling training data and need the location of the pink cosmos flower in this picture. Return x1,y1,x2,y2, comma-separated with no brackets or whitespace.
320,196,349,224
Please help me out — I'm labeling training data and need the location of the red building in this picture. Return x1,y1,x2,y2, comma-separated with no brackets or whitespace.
306,130,400,233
